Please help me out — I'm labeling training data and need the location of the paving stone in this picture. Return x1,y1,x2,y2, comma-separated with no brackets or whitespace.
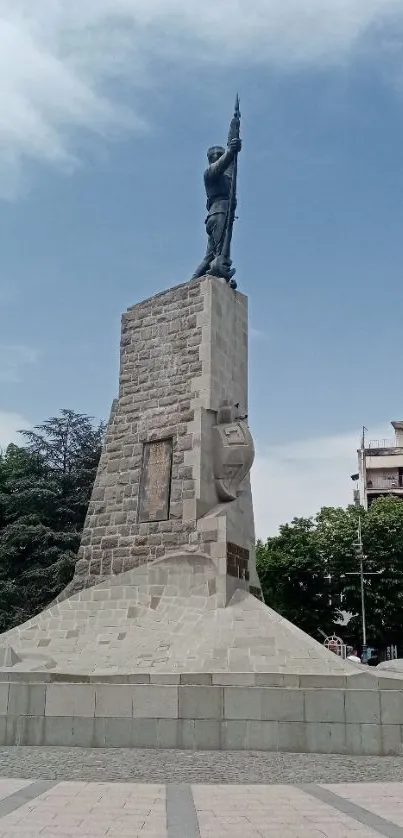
0,770,402,837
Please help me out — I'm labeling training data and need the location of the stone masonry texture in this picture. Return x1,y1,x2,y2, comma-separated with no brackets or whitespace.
62,276,259,599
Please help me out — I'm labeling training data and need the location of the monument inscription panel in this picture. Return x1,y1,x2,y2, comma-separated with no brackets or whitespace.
138,439,173,523
227,542,250,581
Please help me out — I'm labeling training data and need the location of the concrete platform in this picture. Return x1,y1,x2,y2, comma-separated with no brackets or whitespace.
0,670,402,753
0,557,402,755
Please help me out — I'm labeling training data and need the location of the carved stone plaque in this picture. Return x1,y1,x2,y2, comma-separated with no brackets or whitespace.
138,439,172,523
226,541,250,581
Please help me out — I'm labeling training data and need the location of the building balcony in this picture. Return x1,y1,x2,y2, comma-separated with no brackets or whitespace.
368,439,396,450
366,480,403,491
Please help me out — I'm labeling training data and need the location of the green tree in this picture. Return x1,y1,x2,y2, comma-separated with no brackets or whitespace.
257,497,403,649
256,517,343,639
0,410,103,631
315,498,403,649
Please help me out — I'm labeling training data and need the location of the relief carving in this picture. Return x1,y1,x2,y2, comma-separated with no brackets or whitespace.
212,403,255,502
138,439,173,523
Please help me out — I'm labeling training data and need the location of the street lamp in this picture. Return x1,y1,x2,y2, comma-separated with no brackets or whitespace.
344,513,383,661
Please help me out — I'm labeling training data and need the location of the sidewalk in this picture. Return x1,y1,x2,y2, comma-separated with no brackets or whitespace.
0,778,402,837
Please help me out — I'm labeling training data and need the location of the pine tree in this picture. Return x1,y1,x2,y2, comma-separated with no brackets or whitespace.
0,410,103,631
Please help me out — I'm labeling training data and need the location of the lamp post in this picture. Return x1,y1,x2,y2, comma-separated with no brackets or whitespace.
349,475,367,654
344,511,382,661
358,515,367,651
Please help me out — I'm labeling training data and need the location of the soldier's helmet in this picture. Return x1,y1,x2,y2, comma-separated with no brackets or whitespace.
207,146,225,163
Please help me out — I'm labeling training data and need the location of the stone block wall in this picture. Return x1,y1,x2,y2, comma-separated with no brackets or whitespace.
63,275,261,602
1,674,403,755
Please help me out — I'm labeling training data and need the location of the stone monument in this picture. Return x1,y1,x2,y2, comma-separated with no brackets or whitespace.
62,274,262,611
0,101,402,754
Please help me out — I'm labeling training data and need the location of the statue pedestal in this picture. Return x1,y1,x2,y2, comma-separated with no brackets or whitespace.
65,274,261,605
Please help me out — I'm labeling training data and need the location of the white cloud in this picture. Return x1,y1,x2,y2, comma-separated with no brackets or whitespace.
0,344,39,383
0,0,403,195
0,410,30,449
252,425,390,539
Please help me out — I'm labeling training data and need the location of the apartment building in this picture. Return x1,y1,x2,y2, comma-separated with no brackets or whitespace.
357,421,403,509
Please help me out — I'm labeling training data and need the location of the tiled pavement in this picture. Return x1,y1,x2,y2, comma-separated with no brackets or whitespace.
0,777,401,836
0,747,403,837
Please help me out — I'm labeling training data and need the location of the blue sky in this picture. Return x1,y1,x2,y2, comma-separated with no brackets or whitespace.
1,1,403,536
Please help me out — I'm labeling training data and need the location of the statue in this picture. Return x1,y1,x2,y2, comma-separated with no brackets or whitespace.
192,96,241,289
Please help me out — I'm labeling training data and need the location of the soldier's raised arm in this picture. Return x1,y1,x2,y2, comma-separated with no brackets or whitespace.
205,138,242,181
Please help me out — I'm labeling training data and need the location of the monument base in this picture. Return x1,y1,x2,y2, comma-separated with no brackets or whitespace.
0,559,402,755
0,670,401,755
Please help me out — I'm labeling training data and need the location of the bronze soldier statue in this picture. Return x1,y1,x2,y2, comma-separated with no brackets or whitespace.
192,97,241,289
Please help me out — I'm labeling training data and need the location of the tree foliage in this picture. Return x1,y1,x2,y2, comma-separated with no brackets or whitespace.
257,498,403,649
256,516,344,640
0,410,103,631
